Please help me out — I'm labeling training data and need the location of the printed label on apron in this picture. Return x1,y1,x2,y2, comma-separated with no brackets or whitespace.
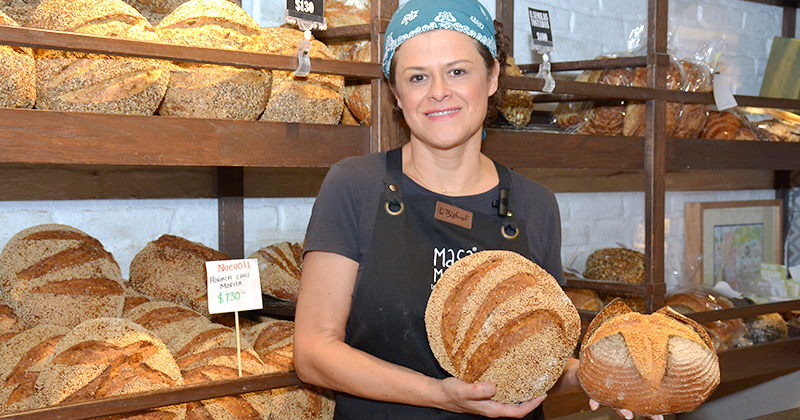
434,201,473,229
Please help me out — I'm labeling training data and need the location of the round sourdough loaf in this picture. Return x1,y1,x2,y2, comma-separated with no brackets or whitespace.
579,299,720,416
124,300,210,352
129,234,230,316
425,250,580,403
0,324,70,414
27,0,171,115
0,11,35,110
243,318,335,420
34,317,185,418
249,242,303,302
0,224,125,328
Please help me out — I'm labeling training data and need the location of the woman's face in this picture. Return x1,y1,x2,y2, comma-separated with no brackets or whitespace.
392,29,499,151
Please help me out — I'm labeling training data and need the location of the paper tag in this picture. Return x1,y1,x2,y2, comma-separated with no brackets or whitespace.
761,263,788,280
435,201,473,229
286,0,324,24
206,259,263,314
713,71,738,111
528,8,553,51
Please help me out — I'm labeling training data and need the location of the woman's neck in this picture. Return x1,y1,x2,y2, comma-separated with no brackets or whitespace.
402,142,494,196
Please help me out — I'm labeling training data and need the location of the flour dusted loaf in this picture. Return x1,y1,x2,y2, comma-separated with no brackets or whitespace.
257,27,344,125
249,241,303,302
0,11,35,110
426,250,580,403
584,248,645,312
28,0,171,115
129,234,230,316
0,224,125,328
155,0,271,120
243,318,335,420
579,299,720,416
34,317,185,418
0,324,69,414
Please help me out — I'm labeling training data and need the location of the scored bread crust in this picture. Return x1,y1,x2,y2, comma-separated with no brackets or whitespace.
249,242,303,302
426,250,580,403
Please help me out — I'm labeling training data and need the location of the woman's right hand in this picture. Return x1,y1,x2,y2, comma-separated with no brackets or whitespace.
439,377,546,419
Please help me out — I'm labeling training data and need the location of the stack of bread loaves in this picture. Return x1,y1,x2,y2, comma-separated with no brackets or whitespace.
0,10,35,110
27,0,172,115
426,250,580,403
250,241,304,302
155,0,271,120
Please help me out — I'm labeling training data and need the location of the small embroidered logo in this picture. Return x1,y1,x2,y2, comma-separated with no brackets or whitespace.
470,16,484,30
435,11,457,24
401,10,418,26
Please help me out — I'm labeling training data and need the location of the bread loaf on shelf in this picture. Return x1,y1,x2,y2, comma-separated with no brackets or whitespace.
123,0,242,25
499,56,534,128
249,241,303,302
155,0,271,120
124,300,210,351
565,289,604,312
579,299,720,416
323,0,370,27
701,110,759,141
426,250,580,403
665,287,746,351
0,324,69,414
27,0,171,115
623,60,684,137
34,317,186,418
330,40,372,126
583,248,645,312
0,11,35,110
129,234,230,316
257,27,344,125
671,59,712,138
744,313,788,345
0,0,40,26
574,67,632,136
0,224,125,328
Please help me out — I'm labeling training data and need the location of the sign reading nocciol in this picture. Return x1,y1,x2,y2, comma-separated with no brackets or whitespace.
206,259,263,314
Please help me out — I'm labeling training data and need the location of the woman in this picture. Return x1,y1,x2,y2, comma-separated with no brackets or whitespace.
294,1,657,419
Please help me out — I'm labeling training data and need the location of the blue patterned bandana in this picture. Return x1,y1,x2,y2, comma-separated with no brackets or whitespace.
382,0,497,78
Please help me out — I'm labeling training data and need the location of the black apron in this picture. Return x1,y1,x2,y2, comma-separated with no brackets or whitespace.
334,148,546,420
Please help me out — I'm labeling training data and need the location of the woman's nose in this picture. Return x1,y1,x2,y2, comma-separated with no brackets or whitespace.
428,75,451,101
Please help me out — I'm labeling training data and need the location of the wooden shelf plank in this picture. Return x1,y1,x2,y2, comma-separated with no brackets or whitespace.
717,337,800,383
667,138,800,170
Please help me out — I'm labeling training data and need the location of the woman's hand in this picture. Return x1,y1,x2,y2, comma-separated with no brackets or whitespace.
588,399,664,420
438,377,546,419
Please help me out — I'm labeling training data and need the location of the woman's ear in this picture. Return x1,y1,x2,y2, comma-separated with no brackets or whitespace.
391,84,403,110
488,58,500,96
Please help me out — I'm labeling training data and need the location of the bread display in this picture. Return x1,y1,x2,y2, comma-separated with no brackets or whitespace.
623,60,684,137
425,250,580,403
564,289,604,312
244,318,335,420
34,317,185,418
257,27,344,125
499,56,534,127
330,40,372,126
323,0,370,27
124,300,210,351
249,241,303,302
27,0,171,115
579,299,720,416
123,0,242,25
743,313,789,345
0,11,35,110
0,224,125,328
583,248,645,312
155,0,271,120
665,287,746,351
129,234,230,316
700,110,759,141
0,324,70,414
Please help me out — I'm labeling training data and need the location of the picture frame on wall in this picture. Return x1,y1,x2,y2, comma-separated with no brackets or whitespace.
685,200,783,289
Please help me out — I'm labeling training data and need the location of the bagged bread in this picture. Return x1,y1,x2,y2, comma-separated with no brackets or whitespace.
623,59,685,137
671,59,712,138
0,10,35,110
27,0,171,115
257,27,344,125
666,287,746,351
249,241,303,302
583,248,645,312
0,224,125,328
425,250,580,403
34,317,185,418
129,234,230,316
701,110,760,141
155,0,271,120
579,299,719,416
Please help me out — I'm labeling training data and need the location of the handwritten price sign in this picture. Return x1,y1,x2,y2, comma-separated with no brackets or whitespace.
206,259,263,314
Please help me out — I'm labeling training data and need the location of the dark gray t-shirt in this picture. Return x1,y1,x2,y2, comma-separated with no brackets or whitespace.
305,152,565,284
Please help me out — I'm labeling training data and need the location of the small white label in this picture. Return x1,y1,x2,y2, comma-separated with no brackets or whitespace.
713,71,738,111
206,259,263,314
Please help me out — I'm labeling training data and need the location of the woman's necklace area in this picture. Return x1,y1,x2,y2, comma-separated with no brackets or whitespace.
409,157,485,195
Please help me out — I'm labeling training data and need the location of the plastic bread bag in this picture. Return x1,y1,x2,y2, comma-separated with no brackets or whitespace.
670,37,726,138
665,285,749,350
700,108,764,141
738,107,800,142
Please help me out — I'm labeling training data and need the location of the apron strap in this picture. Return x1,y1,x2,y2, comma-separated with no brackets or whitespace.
383,148,405,215
492,161,520,240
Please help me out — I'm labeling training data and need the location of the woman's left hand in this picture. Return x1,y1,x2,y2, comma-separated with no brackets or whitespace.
439,377,546,419
588,399,665,420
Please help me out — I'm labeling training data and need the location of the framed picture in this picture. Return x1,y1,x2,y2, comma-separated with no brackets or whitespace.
685,199,783,288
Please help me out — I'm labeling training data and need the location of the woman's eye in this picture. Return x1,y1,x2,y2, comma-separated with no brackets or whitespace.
451,69,466,76
409,74,426,83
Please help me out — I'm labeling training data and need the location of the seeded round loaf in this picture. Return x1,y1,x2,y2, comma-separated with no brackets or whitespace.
129,234,230,316
123,0,242,25
0,302,26,340
34,317,185,418
28,0,171,115
425,250,580,403
0,224,125,328
0,11,35,110
0,324,70,414
579,300,720,416
584,247,645,312
124,300,210,352
249,241,303,302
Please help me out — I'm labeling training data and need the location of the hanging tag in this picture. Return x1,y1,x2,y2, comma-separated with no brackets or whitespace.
535,54,556,93
286,0,325,28
713,70,738,111
529,8,556,93
295,34,312,77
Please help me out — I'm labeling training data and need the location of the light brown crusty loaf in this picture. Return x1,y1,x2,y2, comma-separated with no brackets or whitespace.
257,27,344,125
249,241,303,302
123,0,242,25
0,224,125,328
124,300,210,351
0,324,70,414
666,288,746,351
579,299,720,416
243,318,335,420
564,289,604,312
0,0,41,26
425,250,580,403
323,0,370,27
27,0,171,115
0,10,35,110
0,302,26,340
129,234,230,316
155,0,271,120
34,317,185,418
329,40,372,125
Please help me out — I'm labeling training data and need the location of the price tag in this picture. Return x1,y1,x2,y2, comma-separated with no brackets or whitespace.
528,8,553,50
712,71,738,111
206,259,263,314
286,0,324,26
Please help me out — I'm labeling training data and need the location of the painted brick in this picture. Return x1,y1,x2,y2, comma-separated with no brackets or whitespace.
561,223,591,247
569,193,624,221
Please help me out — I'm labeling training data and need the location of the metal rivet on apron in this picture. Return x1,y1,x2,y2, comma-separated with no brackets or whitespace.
501,224,519,240
385,201,404,216
507,211,514,218
388,184,399,192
